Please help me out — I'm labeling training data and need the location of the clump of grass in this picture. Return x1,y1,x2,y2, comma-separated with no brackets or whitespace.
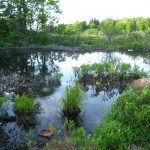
62,85,85,116
14,94,35,115
0,96,8,108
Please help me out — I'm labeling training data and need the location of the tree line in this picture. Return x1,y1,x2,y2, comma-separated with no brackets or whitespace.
51,18,150,50
54,18,150,35
0,1,150,50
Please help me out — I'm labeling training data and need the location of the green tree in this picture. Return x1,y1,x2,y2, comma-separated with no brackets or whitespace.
0,0,61,32
99,18,121,43
88,18,99,29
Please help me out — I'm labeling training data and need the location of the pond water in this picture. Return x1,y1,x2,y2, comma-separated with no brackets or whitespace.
0,49,150,149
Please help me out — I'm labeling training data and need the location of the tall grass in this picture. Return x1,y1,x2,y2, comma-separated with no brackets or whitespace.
14,94,35,115
62,85,85,115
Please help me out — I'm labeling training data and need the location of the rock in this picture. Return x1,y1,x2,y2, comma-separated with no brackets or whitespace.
132,78,150,90
127,144,142,150
38,128,54,138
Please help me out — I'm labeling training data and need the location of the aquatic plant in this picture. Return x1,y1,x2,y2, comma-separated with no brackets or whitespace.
0,96,8,108
62,85,85,116
80,64,91,74
54,72,63,80
14,94,35,115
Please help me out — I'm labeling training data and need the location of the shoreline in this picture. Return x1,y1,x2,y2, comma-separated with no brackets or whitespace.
0,44,150,52
0,44,120,52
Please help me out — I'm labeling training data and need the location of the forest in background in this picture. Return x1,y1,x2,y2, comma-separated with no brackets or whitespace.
1,1,150,50
51,17,150,50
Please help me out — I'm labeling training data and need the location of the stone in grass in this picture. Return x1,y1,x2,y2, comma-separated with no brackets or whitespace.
132,78,150,90
38,128,54,138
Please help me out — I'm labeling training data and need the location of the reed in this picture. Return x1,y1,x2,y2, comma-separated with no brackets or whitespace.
62,85,85,116
14,94,35,115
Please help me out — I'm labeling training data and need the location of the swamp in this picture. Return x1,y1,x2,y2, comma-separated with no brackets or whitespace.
0,49,150,149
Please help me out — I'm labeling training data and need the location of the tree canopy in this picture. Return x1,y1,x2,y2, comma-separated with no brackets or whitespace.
0,0,61,32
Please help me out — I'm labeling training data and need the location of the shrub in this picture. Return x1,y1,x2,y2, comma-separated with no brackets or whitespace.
93,86,150,149
14,94,35,115
66,120,98,149
62,85,85,115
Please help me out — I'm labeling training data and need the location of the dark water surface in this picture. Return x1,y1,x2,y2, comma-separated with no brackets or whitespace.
0,49,149,149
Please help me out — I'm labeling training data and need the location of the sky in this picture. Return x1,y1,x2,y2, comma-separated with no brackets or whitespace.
57,0,150,24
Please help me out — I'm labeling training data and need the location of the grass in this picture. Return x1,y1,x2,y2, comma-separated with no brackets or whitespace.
24,87,150,150
14,94,35,115
0,96,8,108
62,85,85,116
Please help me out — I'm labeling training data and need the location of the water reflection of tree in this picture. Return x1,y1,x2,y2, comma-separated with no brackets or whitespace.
0,126,8,149
0,50,66,96
122,51,150,65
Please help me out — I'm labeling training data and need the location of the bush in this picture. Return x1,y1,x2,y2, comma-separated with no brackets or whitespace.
93,86,150,149
14,94,35,115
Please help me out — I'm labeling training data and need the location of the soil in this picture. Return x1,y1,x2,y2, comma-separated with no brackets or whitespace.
131,78,150,90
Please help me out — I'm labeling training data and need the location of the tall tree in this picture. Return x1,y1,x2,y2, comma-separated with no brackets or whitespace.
0,0,61,32
99,18,121,43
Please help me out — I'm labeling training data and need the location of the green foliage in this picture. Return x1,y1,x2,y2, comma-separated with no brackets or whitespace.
93,120,129,149
0,0,60,31
66,120,98,149
14,94,35,115
0,0,60,46
82,29,98,35
50,17,150,50
62,85,85,115
35,33,51,44
93,86,150,149
53,72,63,80
19,87,150,149
80,35,101,46
0,97,8,108
1,16,150,49
63,87,150,149
76,60,147,78
117,63,132,76
49,123,60,135
88,18,99,29
132,65,147,77
80,64,91,74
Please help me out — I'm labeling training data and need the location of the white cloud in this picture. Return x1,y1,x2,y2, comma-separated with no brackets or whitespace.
57,0,150,24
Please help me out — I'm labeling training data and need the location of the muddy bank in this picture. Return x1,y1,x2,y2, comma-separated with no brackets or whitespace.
0,44,118,52
0,44,150,52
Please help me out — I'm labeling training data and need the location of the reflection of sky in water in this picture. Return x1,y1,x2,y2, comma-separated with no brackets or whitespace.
115,52,149,72
38,51,150,133
54,52,150,83
55,52,104,83
1,51,150,148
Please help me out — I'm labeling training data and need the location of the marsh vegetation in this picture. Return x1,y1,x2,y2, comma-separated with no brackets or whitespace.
0,50,149,149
